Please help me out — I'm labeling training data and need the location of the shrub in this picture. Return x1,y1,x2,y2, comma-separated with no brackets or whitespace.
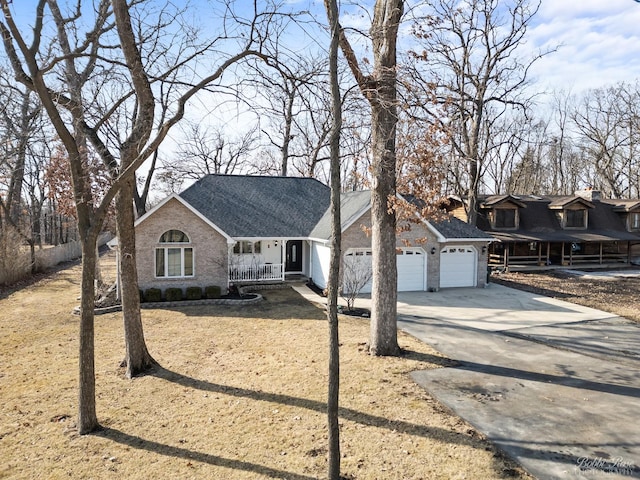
204,285,221,299
144,288,162,302
186,286,202,300
165,287,183,302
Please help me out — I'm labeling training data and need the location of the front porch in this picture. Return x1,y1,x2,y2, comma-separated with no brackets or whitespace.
228,263,308,284
229,262,284,283
228,238,307,284
489,240,637,272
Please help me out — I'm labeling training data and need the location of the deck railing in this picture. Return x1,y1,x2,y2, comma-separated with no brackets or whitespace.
229,263,284,283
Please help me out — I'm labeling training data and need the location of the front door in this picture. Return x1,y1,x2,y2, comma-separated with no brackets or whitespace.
285,240,303,272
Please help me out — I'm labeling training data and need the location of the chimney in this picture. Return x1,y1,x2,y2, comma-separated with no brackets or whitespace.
575,188,601,201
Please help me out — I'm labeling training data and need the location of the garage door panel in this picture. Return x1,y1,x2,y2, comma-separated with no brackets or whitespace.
440,246,476,288
397,249,426,291
344,248,426,293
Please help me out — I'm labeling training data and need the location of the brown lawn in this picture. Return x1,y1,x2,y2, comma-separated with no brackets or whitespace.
0,252,530,479
492,268,640,323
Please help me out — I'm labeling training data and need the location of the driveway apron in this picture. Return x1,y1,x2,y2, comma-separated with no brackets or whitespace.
397,285,640,480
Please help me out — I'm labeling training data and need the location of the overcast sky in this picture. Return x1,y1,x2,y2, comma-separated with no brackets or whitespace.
505,0,640,94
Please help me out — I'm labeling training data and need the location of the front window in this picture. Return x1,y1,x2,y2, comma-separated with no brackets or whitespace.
233,241,261,254
630,212,640,230
565,209,586,228
156,229,193,277
494,208,517,229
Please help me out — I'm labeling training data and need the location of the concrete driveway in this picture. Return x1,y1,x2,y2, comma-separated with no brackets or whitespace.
396,284,640,480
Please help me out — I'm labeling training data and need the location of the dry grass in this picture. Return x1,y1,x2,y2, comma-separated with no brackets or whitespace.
493,269,640,323
0,252,530,479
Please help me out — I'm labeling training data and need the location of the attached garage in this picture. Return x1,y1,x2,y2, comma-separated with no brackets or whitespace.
344,247,426,293
439,245,477,288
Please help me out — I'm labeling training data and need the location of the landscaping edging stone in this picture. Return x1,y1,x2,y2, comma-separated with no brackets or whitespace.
83,283,296,315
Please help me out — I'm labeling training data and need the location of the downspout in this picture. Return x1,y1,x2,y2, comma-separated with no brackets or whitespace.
281,240,286,281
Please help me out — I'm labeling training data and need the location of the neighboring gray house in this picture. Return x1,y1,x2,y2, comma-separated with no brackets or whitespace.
134,174,493,294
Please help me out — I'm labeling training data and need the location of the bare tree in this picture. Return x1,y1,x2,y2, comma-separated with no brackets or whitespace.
340,253,373,312
334,0,403,356
0,76,51,269
239,44,331,177
324,0,342,475
0,0,268,433
410,0,550,223
160,122,258,189
572,82,640,197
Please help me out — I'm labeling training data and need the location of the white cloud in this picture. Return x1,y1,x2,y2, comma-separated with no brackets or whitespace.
526,0,640,92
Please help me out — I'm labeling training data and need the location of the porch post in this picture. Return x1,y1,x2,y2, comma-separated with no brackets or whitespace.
569,242,573,265
504,246,508,269
227,243,234,288
599,242,603,264
537,242,542,265
281,239,286,281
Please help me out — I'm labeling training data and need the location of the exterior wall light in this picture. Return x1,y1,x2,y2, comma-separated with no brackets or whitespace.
430,247,436,254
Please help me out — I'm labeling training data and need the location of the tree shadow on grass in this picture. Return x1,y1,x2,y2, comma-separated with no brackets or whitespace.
93,426,317,480
151,366,484,448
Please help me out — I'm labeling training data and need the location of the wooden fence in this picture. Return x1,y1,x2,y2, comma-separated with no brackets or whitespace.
0,232,112,286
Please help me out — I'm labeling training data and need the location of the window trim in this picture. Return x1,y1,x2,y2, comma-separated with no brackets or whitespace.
630,212,640,231
563,208,588,229
491,207,518,230
233,241,262,255
155,229,194,278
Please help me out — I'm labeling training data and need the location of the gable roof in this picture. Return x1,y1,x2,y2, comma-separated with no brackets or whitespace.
430,216,495,241
310,190,371,240
603,199,640,212
179,174,331,238
479,194,527,209
135,193,234,242
310,190,492,242
547,196,595,209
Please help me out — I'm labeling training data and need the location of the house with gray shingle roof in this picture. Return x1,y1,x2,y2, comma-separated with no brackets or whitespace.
445,189,640,270
134,174,492,295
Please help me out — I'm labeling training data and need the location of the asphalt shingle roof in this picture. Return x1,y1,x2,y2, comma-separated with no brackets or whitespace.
310,191,491,241
476,194,640,242
310,190,371,240
431,216,494,240
179,174,330,238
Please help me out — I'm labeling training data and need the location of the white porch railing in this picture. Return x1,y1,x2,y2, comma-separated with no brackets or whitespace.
229,263,284,283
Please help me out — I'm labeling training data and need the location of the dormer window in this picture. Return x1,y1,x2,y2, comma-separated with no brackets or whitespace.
564,208,587,229
480,196,525,230
630,212,640,231
495,208,516,228
490,207,518,229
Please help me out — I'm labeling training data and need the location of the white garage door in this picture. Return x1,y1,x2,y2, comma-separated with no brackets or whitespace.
396,248,426,291
439,245,477,288
344,248,426,293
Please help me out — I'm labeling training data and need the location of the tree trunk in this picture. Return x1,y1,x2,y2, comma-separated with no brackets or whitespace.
78,234,99,434
368,0,402,357
116,176,157,378
325,0,342,475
